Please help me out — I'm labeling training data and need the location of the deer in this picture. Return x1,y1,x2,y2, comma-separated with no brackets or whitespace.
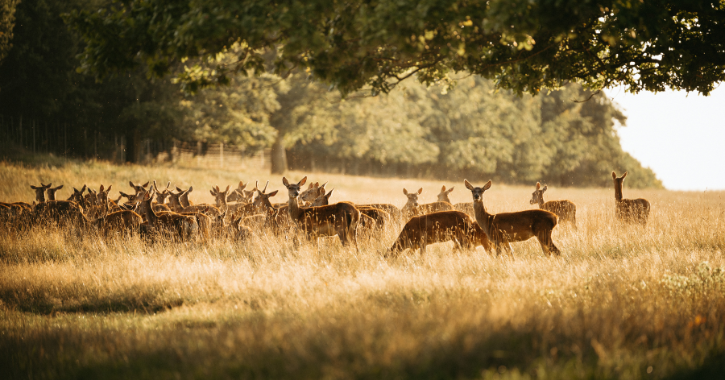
386,211,493,257
175,186,221,216
464,180,560,257
46,185,64,201
91,209,143,236
129,181,150,200
312,189,390,234
529,182,577,229
299,181,327,206
30,183,52,202
401,188,453,220
437,185,455,203
356,203,402,222
282,176,360,249
225,181,252,203
138,189,199,241
612,171,650,225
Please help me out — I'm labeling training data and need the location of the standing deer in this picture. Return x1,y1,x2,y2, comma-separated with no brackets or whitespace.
386,211,492,257
139,189,199,241
464,180,560,257
612,171,650,225
311,189,386,238
282,176,360,249
30,183,52,202
46,185,64,201
529,182,577,229
401,188,453,220
437,186,455,203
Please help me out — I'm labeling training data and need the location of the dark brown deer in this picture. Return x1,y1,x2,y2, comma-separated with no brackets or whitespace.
464,180,560,257
356,203,402,222
46,185,64,201
612,171,651,225
529,182,577,229
311,189,384,238
282,176,359,249
139,189,199,241
30,183,52,202
386,211,493,257
401,188,453,220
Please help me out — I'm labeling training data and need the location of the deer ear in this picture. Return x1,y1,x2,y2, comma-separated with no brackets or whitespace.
210,190,215,197
622,172,628,179
441,185,446,192
30,185,38,189
298,176,308,187
142,182,149,188
611,172,617,179
215,185,220,192
448,186,454,193
543,185,548,192
105,185,110,192
268,190,278,197
483,180,492,191
129,181,136,188
225,185,230,193
327,189,334,198
100,184,105,192
417,188,422,195
536,182,541,190
403,188,408,195
282,177,290,186
464,179,474,190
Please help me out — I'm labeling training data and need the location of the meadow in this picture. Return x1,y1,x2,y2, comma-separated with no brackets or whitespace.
1,156,724,380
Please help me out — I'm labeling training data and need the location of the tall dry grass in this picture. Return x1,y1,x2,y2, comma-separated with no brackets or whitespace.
1,158,724,380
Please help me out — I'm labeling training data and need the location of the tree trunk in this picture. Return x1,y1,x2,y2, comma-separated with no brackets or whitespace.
125,129,142,163
270,134,288,174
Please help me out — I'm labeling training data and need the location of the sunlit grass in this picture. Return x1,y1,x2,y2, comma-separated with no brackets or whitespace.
1,159,724,379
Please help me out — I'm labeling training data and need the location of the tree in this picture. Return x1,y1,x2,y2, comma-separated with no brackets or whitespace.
0,0,18,65
67,0,725,98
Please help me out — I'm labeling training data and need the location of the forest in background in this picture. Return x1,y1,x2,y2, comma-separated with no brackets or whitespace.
0,0,662,188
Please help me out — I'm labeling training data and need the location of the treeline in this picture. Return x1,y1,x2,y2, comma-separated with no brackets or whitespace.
0,0,662,188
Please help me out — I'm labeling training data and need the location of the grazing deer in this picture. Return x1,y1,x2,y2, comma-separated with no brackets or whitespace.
464,180,560,257
46,185,64,201
386,211,492,257
529,182,577,229
401,188,453,220
612,171,650,225
139,190,198,241
282,176,360,249
437,185,455,203
30,183,52,202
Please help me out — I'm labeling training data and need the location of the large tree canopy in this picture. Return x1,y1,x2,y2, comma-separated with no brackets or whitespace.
68,0,725,96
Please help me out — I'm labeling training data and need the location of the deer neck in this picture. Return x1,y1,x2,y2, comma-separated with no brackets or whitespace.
614,184,623,202
169,196,183,211
472,199,493,238
536,196,545,209
287,196,303,221
143,201,158,224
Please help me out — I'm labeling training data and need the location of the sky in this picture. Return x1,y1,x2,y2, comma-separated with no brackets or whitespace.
604,86,725,191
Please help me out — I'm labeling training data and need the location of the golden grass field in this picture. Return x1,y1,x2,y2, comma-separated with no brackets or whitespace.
1,155,724,380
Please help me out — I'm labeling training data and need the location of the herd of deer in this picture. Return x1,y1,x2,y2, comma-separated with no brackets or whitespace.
0,171,650,258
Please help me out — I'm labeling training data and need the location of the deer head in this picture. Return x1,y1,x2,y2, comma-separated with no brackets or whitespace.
46,184,64,201
464,179,492,202
530,182,548,205
30,183,52,202
437,185,454,203
403,188,423,208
